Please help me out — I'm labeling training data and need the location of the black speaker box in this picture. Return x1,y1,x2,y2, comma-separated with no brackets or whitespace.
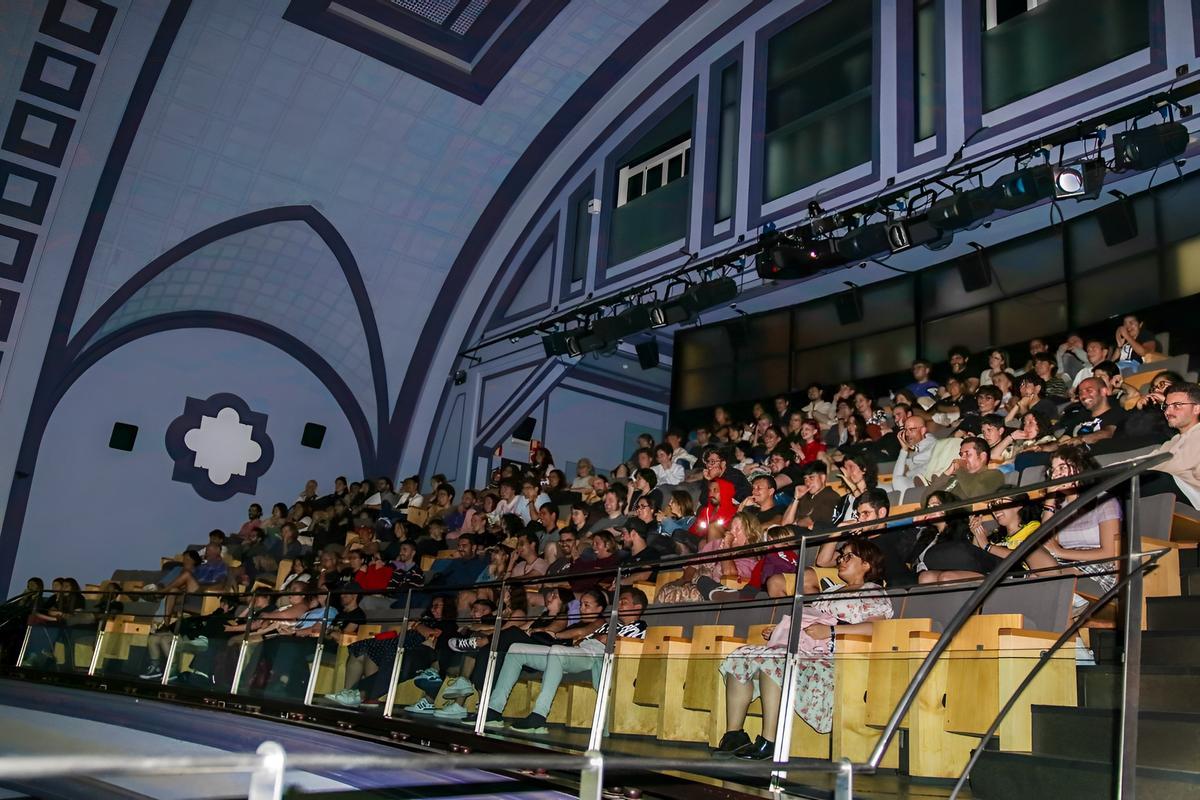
834,289,863,325
1096,198,1139,246
513,416,537,441
635,340,659,369
958,250,992,292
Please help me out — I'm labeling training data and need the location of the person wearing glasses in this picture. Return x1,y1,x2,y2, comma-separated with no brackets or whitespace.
713,539,893,759
1142,383,1200,508
1034,445,1121,595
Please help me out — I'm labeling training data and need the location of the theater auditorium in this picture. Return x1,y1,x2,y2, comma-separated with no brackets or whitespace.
0,0,1198,798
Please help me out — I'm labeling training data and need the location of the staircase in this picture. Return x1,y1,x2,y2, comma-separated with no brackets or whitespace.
969,546,1200,799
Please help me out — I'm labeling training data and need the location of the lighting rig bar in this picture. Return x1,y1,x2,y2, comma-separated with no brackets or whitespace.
456,73,1200,363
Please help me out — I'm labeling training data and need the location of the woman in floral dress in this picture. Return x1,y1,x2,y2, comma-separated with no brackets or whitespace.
713,538,894,759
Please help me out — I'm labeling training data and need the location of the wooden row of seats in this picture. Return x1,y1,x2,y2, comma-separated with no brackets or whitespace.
475,613,1073,779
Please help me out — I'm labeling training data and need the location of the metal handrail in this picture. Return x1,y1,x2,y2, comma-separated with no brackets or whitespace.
948,543,1167,799
0,743,859,800
866,452,1169,769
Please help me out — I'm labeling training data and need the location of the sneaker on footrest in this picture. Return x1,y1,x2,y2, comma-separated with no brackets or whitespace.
510,712,548,734
432,701,468,719
441,676,475,698
139,662,164,680
448,636,479,653
404,697,437,714
459,708,505,728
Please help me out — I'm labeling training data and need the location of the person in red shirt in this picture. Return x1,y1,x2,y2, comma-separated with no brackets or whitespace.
349,548,394,612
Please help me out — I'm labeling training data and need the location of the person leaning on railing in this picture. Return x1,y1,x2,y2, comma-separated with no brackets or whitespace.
714,538,894,760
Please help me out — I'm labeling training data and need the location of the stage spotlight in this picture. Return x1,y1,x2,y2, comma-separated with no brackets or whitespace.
1113,121,1189,171
836,222,890,261
542,328,590,357
648,301,692,328
679,276,738,314
927,186,995,230
756,237,847,280
991,164,1055,210
1052,158,1106,200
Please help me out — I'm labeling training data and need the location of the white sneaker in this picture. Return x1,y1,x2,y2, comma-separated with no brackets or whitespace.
329,689,363,708
432,701,468,719
404,697,437,714
415,667,441,681
441,676,475,699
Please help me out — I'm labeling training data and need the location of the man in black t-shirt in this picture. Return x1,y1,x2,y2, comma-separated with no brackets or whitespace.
741,474,784,526
1068,378,1126,447
620,523,660,583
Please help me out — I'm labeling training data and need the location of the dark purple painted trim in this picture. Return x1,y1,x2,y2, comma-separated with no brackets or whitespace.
747,0,884,230
281,0,567,105
1194,0,1200,56
429,392,467,484
700,44,743,249
896,0,948,172
559,174,594,304
331,0,516,62
471,357,543,436
164,391,276,501
593,78,699,287
564,369,670,409
66,311,376,473
475,359,558,445
0,0,190,593
964,0,1167,143
556,381,667,422
399,0,733,476
485,214,558,330
66,204,389,441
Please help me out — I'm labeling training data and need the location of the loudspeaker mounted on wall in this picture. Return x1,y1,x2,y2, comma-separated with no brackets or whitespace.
1096,191,1138,245
301,422,326,449
958,245,993,292
108,422,138,451
635,339,659,369
834,283,863,325
512,416,537,441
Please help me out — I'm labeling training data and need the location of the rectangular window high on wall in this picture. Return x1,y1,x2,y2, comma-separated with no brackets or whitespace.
716,62,740,222
609,98,693,265
763,0,874,203
914,0,938,141
981,0,1150,112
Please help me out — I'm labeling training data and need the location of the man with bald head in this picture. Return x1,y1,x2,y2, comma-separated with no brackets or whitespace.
892,413,961,492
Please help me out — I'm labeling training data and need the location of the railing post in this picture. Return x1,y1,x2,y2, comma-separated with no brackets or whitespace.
833,758,853,800
474,580,508,735
578,750,604,800
248,740,286,800
160,591,187,686
230,601,257,695
587,568,623,751
303,590,333,705
87,601,110,677
382,589,414,719
770,535,809,791
1117,473,1144,800
15,622,33,668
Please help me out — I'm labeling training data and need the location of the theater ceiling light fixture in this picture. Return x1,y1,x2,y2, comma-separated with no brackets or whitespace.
1113,120,1190,171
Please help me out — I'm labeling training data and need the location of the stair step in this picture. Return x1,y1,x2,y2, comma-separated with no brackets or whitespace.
1080,665,1200,712
1031,705,1200,771
1090,629,1200,666
970,750,1200,800
1147,596,1200,631
1182,567,1200,597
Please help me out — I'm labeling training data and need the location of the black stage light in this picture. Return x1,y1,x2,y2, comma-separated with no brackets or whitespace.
756,237,847,280
927,186,995,230
680,276,738,313
1096,190,1139,245
542,331,572,357
991,164,1055,210
649,300,692,328
1113,121,1189,171
1052,158,1106,200
836,222,891,261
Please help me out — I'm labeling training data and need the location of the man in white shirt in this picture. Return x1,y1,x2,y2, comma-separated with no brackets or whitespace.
892,415,959,493
652,443,685,486
1144,383,1200,508
1070,338,1112,391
